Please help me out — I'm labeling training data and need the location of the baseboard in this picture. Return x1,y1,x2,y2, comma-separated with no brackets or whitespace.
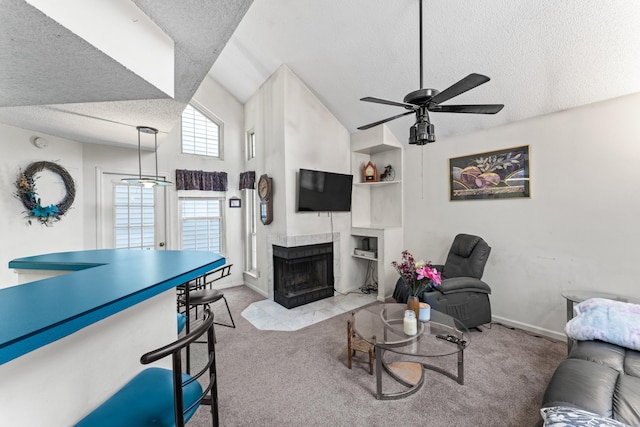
243,282,268,298
491,315,566,342
214,280,245,290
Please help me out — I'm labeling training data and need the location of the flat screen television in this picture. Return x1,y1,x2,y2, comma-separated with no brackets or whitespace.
297,168,353,212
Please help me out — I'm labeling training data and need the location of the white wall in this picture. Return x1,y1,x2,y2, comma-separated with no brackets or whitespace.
282,67,353,293
243,65,285,295
403,92,640,339
1,75,245,288
0,124,84,288
244,65,353,295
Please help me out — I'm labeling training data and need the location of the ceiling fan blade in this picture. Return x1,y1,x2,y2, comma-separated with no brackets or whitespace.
429,73,491,105
361,96,416,109
357,110,415,130
429,104,504,114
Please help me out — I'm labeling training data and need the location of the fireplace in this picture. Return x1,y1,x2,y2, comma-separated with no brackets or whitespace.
273,242,334,309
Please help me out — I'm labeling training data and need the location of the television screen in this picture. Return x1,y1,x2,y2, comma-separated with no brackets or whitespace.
297,169,353,212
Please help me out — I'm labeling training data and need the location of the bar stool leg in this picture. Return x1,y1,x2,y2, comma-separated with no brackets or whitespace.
213,295,236,328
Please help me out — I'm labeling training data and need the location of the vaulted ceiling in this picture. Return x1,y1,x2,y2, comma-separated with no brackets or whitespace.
2,0,640,149
211,0,640,145
0,0,253,149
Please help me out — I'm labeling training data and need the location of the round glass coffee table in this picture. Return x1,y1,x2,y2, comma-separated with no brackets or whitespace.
353,303,470,400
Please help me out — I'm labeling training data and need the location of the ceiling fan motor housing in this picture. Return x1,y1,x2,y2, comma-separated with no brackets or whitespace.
409,121,435,145
403,88,438,105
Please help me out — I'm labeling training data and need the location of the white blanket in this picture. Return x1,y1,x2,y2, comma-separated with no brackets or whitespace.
565,298,640,351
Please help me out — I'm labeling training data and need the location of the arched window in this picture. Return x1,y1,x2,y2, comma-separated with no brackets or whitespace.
181,103,222,158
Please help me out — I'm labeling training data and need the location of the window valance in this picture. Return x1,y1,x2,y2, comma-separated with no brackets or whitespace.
239,171,255,190
175,169,228,191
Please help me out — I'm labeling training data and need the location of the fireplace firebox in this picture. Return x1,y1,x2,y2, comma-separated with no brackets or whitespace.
273,243,334,309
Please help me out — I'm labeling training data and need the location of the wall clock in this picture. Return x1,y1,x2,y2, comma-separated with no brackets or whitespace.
257,174,273,225
363,161,377,182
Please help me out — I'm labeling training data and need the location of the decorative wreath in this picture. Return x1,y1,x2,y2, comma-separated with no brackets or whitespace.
15,161,76,226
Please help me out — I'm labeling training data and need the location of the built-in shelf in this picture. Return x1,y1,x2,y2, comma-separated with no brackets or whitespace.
353,180,401,187
350,125,404,301
352,225,402,232
352,254,378,262
352,143,399,155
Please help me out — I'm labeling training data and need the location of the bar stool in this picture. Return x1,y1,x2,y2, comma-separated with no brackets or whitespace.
179,265,234,374
185,289,236,329
75,308,219,427
179,264,235,330
181,290,234,375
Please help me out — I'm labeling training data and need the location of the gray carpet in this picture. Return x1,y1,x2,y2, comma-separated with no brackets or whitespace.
187,285,565,427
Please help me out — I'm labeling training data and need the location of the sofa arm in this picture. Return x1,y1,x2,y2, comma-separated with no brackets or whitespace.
434,277,491,295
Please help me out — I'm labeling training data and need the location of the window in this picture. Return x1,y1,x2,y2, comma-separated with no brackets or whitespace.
114,184,155,249
181,103,222,157
246,130,256,160
181,198,223,252
244,189,258,272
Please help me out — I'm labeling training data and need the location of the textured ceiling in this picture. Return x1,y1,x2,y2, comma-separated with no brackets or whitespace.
0,0,253,148
2,0,640,150
211,0,640,145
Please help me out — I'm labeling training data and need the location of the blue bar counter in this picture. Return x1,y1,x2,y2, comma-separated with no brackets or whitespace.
1,249,225,365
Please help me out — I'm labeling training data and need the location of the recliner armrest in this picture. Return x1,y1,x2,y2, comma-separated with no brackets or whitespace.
434,277,491,295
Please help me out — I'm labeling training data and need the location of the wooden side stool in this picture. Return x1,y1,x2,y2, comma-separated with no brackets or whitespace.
347,313,375,375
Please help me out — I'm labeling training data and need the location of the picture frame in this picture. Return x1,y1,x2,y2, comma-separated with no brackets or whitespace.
449,145,530,201
229,197,241,208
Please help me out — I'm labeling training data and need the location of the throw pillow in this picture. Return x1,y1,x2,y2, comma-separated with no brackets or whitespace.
540,406,630,427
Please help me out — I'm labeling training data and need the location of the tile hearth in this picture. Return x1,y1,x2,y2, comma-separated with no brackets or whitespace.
241,291,377,331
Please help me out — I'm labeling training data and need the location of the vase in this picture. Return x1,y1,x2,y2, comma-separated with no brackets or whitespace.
407,296,421,319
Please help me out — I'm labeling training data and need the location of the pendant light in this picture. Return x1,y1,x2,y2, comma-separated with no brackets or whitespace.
121,126,172,187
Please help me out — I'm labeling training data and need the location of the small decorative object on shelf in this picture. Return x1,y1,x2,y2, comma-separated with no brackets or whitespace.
380,164,396,182
363,161,377,182
15,161,75,226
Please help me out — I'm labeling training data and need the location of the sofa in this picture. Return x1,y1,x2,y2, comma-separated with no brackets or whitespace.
540,298,640,426
540,340,640,426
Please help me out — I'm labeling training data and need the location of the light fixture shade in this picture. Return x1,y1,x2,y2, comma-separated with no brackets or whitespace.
121,177,173,187
121,126,173,186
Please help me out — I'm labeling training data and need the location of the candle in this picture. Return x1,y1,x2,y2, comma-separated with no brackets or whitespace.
403,310,417,335
419,302,431,322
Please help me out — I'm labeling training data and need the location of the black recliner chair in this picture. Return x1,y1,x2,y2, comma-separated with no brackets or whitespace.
393,234,492,329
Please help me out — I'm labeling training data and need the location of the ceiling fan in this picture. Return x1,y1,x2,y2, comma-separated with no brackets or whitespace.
358,0,504,145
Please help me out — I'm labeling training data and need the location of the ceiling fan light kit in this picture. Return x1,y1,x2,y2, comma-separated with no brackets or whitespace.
121,126,173,187
409,120,435,145
358,0,504,145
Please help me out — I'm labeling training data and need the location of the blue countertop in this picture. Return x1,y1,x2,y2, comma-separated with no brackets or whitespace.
1,249,225,365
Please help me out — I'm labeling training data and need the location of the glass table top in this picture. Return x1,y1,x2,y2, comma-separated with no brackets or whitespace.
561,290,640,305
353,303,469,357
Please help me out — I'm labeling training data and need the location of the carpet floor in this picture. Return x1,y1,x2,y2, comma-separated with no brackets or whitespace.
186,285,565,427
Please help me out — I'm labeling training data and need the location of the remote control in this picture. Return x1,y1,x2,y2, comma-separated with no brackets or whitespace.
436,334,461,344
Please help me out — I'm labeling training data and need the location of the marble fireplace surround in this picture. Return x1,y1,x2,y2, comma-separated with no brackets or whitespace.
267,233,341,301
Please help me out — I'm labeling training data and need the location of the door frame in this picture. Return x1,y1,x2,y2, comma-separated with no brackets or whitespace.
95,167,171,250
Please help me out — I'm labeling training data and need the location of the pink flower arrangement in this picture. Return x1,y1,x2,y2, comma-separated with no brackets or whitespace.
392,250,442,297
